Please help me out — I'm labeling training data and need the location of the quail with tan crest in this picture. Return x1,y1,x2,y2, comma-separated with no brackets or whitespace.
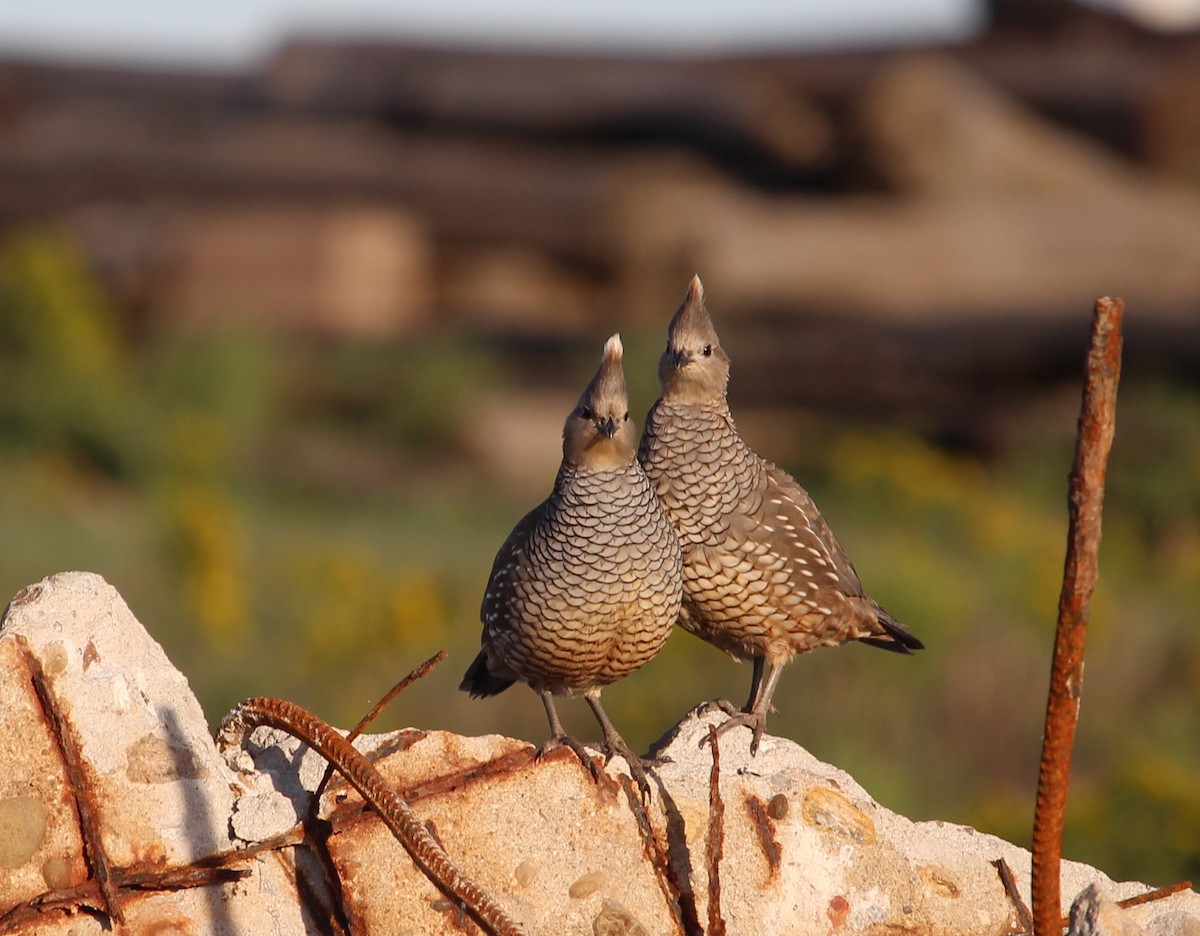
638,276,924,755
461,334,683,797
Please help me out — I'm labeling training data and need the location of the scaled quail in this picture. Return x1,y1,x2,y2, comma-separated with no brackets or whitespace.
638,276,924,754
460,334,683,797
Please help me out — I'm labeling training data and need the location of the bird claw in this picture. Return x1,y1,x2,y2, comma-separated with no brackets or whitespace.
696,698,742,718
537,735,656,800
538,735,603,784
600,738,656,803
626,764,654,804
699,711,768,756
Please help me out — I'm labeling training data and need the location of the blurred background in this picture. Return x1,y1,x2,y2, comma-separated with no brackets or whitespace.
2,0,1199,888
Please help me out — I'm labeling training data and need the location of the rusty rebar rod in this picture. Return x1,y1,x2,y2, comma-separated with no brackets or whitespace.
26,644,126,925
1056,880,1193,928
312,650,446,807
993,859,1041,931
622,780,697,935
993,858,1033,934
1030,297,1124,935
219,696,525,936
347,650,447,744
705,725,727,936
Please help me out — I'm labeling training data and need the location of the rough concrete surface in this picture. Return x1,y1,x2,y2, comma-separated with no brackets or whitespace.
0,572,318,935
2,571,1198,935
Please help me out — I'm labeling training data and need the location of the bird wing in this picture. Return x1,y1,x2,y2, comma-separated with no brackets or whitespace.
726,462,867,603
769,464,864,593
744,463,922,650
479,498,550,633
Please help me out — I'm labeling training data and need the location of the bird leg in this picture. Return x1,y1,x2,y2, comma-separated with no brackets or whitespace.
709,659,785,756
744,655,766,712
536,691,602,784
583,692,654,801
696,655,766,719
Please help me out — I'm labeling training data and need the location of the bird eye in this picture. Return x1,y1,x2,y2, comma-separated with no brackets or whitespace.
579,405,593,419
702,345,713,357
623,411,630,421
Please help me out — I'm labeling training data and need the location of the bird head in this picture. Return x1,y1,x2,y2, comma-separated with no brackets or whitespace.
563,334,637,470
657,275,730,403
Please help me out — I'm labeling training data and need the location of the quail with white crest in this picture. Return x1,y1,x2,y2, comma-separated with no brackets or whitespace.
638,276,923,754
461,334,683,796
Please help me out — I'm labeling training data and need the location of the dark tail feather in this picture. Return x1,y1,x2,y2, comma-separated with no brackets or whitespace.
860,604,925,654
459,650,517,698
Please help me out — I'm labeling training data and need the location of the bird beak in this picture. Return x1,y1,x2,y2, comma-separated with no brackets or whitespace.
671,349,690,369
597,416,618,438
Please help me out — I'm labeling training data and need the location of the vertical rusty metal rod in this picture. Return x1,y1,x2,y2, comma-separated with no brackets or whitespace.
705,725,727,936
1030,297,1124,935
25,643,127,925
621,780,696,936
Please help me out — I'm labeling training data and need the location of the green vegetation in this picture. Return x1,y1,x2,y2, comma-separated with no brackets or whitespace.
1,230,1198,887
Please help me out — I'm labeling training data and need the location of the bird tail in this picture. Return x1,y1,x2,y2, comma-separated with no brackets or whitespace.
459,650,517,698
859,603,925,654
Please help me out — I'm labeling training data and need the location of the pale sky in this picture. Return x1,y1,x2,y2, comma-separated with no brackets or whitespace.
0,0,986,68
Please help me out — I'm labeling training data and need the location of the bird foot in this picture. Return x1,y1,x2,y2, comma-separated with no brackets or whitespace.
536,735,658,799
600,737,656,803
537,735,603,785
695,697,742,718
700,710,768,756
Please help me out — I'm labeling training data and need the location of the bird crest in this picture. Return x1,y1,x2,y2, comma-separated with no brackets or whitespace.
658,275,730,403
667,275,719,351
578,333,628,413
565,333,635,469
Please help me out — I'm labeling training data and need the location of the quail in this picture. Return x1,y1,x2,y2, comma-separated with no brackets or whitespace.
638,276,924,754
461,334,683,797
